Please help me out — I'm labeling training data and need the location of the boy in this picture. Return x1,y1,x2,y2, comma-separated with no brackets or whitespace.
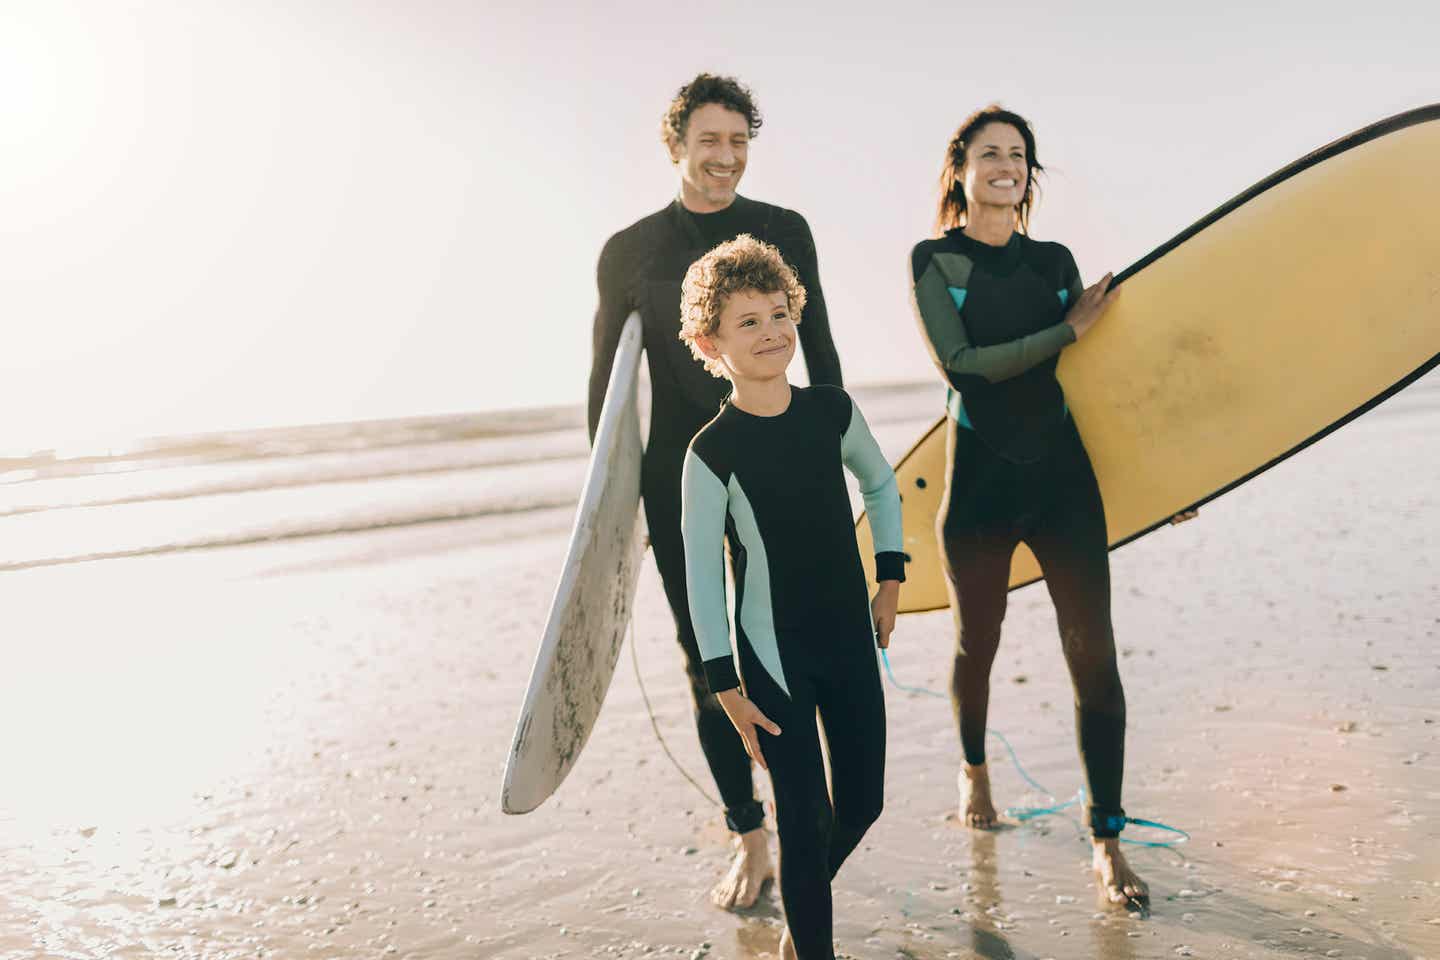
679,235,904,960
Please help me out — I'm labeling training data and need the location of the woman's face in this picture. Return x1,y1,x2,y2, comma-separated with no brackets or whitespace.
960,122,1029,215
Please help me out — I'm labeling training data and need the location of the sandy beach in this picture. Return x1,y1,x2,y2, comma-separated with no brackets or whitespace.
1,379,1437,959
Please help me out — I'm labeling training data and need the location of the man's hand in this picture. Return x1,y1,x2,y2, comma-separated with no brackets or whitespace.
715,688,781,771
872,580,900,650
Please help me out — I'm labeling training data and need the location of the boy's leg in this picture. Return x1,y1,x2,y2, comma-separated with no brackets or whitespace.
749,661,837,960
814,628,885,879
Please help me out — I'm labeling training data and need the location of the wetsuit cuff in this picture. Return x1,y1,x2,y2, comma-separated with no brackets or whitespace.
875,551,907,584
1089,806,1127,839
724,799,765,833
702,656,740,695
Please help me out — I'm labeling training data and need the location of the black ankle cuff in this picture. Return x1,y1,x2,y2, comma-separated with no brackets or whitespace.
725,799,765,834
1090,807,1127,838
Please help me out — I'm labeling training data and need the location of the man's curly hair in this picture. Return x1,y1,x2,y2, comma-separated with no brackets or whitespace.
661,73,763,150
679,234,806,379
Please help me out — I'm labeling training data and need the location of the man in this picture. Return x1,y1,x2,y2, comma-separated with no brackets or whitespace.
588,73,844,909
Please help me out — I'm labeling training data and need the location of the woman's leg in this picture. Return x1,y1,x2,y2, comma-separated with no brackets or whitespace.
938,422,1019,769
1021,432,1127,836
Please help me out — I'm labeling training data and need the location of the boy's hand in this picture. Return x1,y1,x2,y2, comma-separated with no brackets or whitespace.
715,688,780,771
872,581,900,650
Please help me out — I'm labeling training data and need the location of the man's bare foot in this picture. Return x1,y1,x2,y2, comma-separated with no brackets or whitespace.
959,762,999,829
710,827,773,909
778,924,798,960
1092,837,1149,909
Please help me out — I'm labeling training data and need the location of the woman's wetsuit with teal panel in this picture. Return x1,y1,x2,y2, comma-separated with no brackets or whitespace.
680,385,903,960
911,229,1130,839
591,196,844,834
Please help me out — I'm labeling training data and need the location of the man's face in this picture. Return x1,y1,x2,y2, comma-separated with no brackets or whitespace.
669,103,749,213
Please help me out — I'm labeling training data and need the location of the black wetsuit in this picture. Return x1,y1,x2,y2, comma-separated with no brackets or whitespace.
681,385,904,960
590,196,844,834
910,228,1129,838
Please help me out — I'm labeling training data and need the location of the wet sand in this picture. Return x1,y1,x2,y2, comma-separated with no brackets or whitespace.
2,382,1438,959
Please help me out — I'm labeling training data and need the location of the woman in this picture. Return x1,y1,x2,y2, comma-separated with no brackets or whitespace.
908,105,1146,907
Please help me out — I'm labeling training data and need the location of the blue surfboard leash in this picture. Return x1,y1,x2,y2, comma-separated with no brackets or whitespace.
880,648,1189,848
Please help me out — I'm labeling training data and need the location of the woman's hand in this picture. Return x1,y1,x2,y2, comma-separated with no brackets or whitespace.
872,581,900,650
1065,273,1121,340
715,688,781,770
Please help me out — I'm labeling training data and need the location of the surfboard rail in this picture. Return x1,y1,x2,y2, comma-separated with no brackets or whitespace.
502,312,645,812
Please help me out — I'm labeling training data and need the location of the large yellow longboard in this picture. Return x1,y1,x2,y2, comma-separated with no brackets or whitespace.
858,105,1440,614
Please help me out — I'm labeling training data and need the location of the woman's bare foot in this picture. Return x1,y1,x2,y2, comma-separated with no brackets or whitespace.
1092,837,1149,908
778,924,798,959
710,828,774,909
959,762,999,829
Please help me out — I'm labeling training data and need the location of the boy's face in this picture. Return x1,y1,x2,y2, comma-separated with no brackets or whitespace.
697,288,795,382
668,103,749,213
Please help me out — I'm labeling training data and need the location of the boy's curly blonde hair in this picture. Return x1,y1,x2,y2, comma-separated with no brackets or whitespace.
678,234,807,378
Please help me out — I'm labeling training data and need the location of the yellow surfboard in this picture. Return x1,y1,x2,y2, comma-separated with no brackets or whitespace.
858,105,1440,614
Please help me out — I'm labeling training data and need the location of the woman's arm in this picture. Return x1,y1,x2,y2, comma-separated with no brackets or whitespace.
911,250,1076,385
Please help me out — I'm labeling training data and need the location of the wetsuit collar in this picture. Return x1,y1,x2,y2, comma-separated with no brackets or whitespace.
671,195,751,250
947,227,1024,272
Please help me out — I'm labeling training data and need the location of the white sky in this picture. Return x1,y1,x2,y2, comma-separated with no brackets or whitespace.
2,0,1436,453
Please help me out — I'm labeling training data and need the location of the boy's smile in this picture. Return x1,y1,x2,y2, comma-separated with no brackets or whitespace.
699,288,796,383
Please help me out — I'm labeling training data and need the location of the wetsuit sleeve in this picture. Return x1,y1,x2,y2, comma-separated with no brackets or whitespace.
911,247,1075,384
681,448,739,693
786,213,844,388
588,236,630,443
838,396,906,584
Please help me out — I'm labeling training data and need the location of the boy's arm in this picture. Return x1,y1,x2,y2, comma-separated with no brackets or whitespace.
911,248,1074,386
588,237,630,443
838,395,906,584
681,449,739,693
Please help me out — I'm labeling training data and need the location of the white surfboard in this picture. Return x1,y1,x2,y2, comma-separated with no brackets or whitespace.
501,313,645,814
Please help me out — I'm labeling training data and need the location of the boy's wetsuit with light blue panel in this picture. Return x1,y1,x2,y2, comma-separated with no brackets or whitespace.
591,196,843,836
911,228,1129,839
681,385,903,960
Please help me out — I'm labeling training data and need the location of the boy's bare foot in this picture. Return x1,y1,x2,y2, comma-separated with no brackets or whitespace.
1092,837,1149,909
710,828,773,909
778,924,798,959
959,762,999,829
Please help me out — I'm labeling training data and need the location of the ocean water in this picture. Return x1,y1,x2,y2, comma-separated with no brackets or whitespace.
0,382,945,571
6,370,1440,573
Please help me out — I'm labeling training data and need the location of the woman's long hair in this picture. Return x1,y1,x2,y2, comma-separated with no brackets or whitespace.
935,105,1044,236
